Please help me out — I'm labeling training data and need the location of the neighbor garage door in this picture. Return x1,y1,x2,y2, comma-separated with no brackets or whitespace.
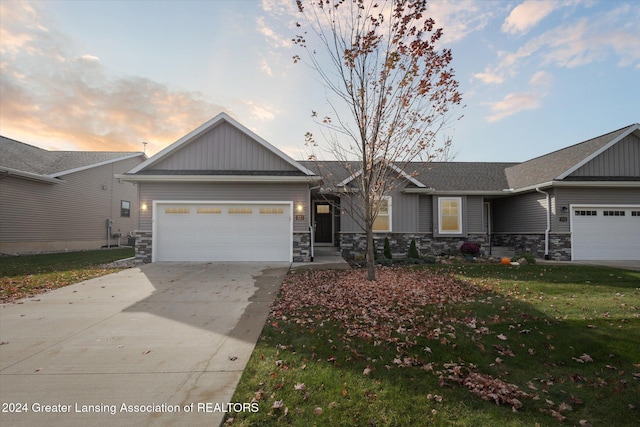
572,205,640,260
154,202,292,262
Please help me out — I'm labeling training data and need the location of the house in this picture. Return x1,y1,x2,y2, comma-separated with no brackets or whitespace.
0,136,146,254
118,113,640,263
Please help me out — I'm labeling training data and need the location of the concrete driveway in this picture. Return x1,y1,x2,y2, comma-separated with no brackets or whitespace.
0,262,289,427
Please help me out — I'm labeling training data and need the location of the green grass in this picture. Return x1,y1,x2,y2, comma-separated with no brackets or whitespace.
0,248,134,302
227,264,640,426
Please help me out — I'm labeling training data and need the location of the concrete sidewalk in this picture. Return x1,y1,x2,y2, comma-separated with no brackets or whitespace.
0,262,289,427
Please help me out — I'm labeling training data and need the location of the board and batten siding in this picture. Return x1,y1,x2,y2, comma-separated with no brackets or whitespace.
339,186,420,233
554,187,640,233
0,156,141,251
138,182,309,232
151,121,298,172
492,191,549,233
466,196,485,233
570,133,640,178
418,195,432,232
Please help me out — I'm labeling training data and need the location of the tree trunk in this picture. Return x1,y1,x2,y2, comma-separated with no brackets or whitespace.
365,226,376,281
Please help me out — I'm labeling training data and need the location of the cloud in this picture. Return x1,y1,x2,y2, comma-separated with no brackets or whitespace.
256,16,292,49
427,0,500,44
476,3,640,86
502,0,559,35
0,1,229,156
485,71,553,122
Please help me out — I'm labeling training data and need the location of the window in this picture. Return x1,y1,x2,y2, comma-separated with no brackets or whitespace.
575,210,597,216
372,197,391,232
316,204,330,214
632,211,640,217
165,207,190,214
121,200,130,217
197,207,221,214
439,197,462,234
260,207,284,215
603,210,625,217
228,207,253,214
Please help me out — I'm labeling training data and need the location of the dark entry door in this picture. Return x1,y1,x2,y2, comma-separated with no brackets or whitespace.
314,202,333,244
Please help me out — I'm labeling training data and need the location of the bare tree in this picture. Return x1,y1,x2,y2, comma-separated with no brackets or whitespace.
294,0,462,280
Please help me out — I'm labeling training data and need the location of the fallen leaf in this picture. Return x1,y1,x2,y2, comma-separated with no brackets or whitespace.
272,400,284,409
294,382,306,391
314,407,323,416
229,356,238,361
497,334,507,341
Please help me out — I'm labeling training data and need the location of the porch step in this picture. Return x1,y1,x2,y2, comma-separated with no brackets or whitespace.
486,246,515,259
313,246,342,257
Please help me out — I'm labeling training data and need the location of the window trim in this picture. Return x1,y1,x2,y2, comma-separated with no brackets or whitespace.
438,197,463,235
372,196,392,232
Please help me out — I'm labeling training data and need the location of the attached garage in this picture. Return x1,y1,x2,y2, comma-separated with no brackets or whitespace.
571,205,640,260
154,201,293,262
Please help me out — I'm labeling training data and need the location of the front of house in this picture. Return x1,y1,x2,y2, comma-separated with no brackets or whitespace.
119,113,640,263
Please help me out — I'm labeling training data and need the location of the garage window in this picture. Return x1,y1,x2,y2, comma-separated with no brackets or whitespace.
197,207,222,214
260,207,284,214
603,210,625,216
575,210,597,216
632,211,640,217
228,207,253,214
165,207,190,214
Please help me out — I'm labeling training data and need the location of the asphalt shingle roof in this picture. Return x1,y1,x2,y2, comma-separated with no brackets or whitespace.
0,136,140,177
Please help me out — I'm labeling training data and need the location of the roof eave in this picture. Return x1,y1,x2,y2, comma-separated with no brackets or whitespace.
0,167,64,184
49,152,147,178
115,174,321,183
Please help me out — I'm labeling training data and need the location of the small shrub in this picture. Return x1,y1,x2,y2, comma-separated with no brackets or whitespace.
408,239,420,259
383,237,392,260
460,242,480,256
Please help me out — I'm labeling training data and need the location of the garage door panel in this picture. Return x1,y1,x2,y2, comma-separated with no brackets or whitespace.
572,207,640,260
155,203,291,262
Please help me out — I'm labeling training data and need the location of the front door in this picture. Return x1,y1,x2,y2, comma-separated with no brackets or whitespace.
314,201,333,245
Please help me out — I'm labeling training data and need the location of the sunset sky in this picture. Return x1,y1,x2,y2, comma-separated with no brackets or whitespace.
1,0,638,162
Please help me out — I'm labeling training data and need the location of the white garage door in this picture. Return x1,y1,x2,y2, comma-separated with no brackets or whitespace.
154,202,292,262
572,206,640,260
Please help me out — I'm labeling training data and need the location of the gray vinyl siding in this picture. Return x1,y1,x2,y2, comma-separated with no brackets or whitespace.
0,157,142,245
339,186,420,233
466,196,485,233
138,182,309,232
570,133,640,177
152,121,298,171
554,187,640,232
418,195,432,232
492,191,549,233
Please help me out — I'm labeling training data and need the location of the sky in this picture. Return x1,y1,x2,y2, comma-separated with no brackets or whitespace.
0,0,638,163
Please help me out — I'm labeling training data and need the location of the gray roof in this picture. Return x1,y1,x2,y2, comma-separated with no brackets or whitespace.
300,124,639,193
0,136,143,178
504,124,638,189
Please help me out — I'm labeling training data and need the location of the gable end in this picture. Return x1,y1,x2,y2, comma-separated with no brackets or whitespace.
566,132,640,180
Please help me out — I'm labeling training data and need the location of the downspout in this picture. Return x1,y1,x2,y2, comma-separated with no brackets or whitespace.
308,185,322,262
536,188,551,260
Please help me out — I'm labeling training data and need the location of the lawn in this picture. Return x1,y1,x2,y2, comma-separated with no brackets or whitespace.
227,264,640,426
0,248,135,303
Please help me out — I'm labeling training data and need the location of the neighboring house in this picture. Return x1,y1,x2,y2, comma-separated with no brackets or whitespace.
118,113,639,263
0,136,146,254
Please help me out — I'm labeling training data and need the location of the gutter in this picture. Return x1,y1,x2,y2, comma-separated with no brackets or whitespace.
536,187,551,260
115,174,321,183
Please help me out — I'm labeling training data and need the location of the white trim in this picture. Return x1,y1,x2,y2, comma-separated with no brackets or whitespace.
50,152,146,178
557,124,640,180
438,197,463,235
336,161,427,188
312,200,334,245
116,174,319,183
152,200,293,263
372,196,392,233
0,167,63,184
128,113,315,176
570,203,640,261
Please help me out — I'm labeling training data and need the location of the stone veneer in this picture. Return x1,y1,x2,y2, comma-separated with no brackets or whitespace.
293,232,312,262
491,233,572,261
134,230,153,264
133,230,311,263
340,232,489,260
